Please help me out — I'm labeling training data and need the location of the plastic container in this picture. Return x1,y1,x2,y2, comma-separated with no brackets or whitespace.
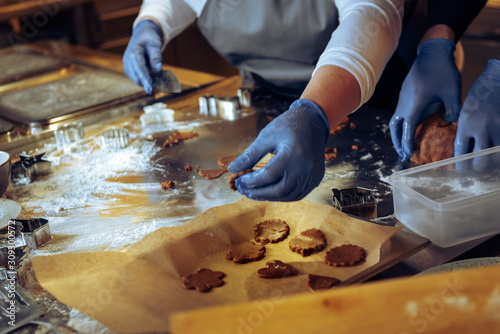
389,145,500,247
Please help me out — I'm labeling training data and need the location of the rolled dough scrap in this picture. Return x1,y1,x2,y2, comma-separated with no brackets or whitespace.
330,116,350,136
254,219,290,245
160,180,175,190
225,241,266,263
163,130,199,148
289,228,327,256
181,268,225,293
184,163,192,171
325,244,366,267
410,114,458,166
199,168,227,179
257,260,298,279
228,169,252,190
307,274,341,291
325,147,338,161
217,156,238,168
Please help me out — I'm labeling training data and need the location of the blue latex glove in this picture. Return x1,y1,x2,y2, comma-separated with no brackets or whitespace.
228,99,330,202
123,19,163,94
390,39,461,162
455,59,500,156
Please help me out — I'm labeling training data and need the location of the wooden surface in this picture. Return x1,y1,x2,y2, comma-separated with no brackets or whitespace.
170,264,500,334
0,0,91,21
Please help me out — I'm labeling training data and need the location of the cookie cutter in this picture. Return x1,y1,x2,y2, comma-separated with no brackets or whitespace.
0,246,29,286
140,102,175,126
332,187,377,220
199,95,241,120
53,122,85,152
12,218,51,250
100,127,130,150
237,87,252,107
11,153,52,185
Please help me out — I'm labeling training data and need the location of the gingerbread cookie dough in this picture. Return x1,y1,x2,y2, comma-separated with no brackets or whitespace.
217,156,238,168
325,147,338,161
225,241,266,264
257,260,298,279
325,244,366,267
160,180,175,190
199,168,228,180
163,131,199,148
254,219,290,245
289,228,327,256
181,268,225,293
228,169,253,191
410,114,458,166
307,274,341,291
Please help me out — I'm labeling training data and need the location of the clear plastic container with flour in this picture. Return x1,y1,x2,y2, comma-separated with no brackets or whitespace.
389,146,500,247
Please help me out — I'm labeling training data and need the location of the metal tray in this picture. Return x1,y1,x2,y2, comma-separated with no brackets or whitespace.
0,50,63,85
0,66,145,127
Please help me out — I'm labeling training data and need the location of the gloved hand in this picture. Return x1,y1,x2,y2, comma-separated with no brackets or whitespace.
228,99,330,202
455,59,500,156
390,38,461,162
123,19,163,94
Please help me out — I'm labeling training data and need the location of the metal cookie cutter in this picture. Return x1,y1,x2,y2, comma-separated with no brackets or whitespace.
100,127,130,149
199,95,242,120
12,218,51,250
237,87,252,108
332,187,377,220
11,153,52,185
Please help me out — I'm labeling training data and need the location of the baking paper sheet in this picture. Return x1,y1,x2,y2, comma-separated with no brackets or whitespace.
32,198,400,333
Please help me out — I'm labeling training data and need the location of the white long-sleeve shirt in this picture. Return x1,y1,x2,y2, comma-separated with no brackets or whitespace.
134,0,403,107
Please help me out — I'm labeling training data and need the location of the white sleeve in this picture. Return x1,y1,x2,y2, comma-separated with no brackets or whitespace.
314,0,404,108
133,0,197,49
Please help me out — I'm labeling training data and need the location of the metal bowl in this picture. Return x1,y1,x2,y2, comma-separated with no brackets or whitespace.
0,151,11,196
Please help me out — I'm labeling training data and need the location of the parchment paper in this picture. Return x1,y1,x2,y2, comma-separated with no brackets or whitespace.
32,198,400,333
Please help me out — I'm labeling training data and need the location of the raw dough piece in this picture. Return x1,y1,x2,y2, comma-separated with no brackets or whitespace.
257,260,298,279
254,219,290,245
184,163,192,171
325,244,366,267
217,156,238,168
181,268,225,293
161,180,175,190
307,274,341,291
228,169,253,190
163,131,199,148
225,241,266,263
410,114,458,166
325,147,338,161
330,117,350,136
199,168,227,179
289,228,327,256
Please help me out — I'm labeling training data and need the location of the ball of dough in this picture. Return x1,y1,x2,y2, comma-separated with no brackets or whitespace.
410,114,458,166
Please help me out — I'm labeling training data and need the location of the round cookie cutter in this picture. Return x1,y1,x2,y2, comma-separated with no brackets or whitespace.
100,127,130,149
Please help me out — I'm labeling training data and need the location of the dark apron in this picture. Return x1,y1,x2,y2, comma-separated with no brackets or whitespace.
197,0,339,98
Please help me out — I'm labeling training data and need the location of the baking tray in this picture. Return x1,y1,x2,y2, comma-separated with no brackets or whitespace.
0,50,64,85
0,66,145,127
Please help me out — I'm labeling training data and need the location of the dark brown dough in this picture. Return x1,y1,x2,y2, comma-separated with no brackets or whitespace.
228,169,253,191
225,241,266,263
289,228,327,256
163,130,199,148
217,156,239,168
199,168,228,180
181,268,225,292
307,274,341,291
324,244,366,267
160,180,175,190
410,114,458,166
254,219,290,245
257,260,298,279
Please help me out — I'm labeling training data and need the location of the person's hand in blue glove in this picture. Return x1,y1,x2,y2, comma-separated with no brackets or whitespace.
123,19,163,94
390,38,462,162
228,99,330,202
455,59,500,156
